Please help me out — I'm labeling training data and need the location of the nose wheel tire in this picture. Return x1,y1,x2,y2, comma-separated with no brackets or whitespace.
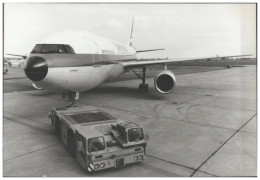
139,84,149,92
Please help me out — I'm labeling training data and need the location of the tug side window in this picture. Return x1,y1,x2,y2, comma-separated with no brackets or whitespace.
78,134,86,160
117,126,127,142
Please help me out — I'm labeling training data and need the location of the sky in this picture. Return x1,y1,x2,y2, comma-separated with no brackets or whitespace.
4,3,256,59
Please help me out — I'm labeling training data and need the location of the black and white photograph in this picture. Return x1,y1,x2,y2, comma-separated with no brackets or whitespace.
3,2,257,177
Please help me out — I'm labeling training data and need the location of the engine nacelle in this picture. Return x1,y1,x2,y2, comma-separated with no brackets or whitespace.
32,83,44,90
154,70,176,94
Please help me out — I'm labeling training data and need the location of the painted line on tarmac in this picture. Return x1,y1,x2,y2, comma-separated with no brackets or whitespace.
190,113,256,177
4,116,50,135
137,162,182,177
3,143,59,163
146,154,217,177
146,154,196,170
195,170,218,177
4,110,49,126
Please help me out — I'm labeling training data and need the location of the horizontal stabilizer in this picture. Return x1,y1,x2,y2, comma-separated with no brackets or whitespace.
136,48,165,53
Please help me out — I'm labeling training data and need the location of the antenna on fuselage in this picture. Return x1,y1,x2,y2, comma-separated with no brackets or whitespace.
128,17,135,47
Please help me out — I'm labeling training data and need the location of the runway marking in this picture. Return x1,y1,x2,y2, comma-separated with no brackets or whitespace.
3,143,59,163
145,155,218,177
137,162,183,177
189,113,256,177
4,110,49,126
194,170,218,177
4,116,50,136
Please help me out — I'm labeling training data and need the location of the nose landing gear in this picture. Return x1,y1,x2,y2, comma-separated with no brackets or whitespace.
62,92,79,107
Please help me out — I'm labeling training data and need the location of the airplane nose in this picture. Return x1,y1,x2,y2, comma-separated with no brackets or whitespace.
24,56,48,81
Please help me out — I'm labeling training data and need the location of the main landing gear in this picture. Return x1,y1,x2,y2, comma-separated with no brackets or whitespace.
132,67,149,92
62,92,79,107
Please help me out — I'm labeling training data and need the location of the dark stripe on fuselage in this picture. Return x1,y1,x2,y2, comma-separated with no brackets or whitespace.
27,53,137,68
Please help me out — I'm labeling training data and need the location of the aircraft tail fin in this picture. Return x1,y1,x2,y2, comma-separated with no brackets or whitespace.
128,17,135,47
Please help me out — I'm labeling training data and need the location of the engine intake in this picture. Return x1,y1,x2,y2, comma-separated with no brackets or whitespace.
154,70,176,94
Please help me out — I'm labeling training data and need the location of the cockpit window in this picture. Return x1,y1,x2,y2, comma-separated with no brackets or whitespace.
64,45,75,54
42,44,59,53
57,45,66,53
31,44,44,54
31,44,75,54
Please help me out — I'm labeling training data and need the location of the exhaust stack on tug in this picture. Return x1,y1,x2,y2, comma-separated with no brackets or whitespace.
48,106,147,172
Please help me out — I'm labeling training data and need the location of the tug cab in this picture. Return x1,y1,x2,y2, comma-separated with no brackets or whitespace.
48,106,146,172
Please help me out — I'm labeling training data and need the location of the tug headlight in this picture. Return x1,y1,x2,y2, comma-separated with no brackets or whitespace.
94,164,99,169
134,156,138,161
100,163,105,168
139,155,143,160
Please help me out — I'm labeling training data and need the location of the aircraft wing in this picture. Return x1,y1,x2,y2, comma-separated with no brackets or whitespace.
121,54,252,69
6,54,27,59
136,48,165,53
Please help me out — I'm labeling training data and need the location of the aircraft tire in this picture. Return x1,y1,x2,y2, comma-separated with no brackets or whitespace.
144,84,149,92
139,84,149,92
139,84,142,91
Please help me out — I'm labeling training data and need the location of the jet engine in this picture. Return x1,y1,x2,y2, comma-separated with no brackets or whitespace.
154,70,176,94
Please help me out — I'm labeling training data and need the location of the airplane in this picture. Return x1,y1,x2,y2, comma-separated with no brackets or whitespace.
8,18,251,106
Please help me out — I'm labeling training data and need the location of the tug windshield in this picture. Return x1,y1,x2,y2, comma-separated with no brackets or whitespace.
88,137,105,152
128,128,144,142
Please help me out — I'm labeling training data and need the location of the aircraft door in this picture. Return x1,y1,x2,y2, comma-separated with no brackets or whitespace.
83,37,101,67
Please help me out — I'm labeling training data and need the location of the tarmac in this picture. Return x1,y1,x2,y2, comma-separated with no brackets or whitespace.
3,65,257,177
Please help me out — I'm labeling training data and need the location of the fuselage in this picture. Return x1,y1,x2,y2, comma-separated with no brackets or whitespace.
24,31,137,92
